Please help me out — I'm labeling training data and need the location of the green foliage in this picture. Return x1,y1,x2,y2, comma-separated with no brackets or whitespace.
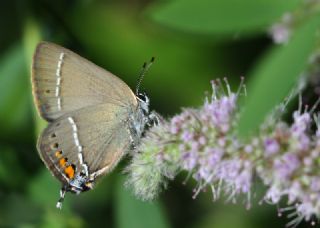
68,3,221,111
0,0,319,227
23,17,47,135
0,44,29,137
238,13,320,137
150,0,301,36
115,177,169,228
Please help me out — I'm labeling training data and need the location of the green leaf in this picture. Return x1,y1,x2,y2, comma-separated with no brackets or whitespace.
0,44,29,136
238,14,320,137
23,17,42,65
115,176,170,228
28,169,63,208
193,207,254,228
28,170,85,227
39,209,85,228
0,194,42,227
68,4,227,112
0,146,25,189
150,0,301,36
22,17,45,136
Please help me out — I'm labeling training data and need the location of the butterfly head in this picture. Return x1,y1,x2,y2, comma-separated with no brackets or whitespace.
137,92,150,115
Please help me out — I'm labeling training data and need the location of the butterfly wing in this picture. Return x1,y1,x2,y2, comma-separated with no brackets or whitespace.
31,41,137,121
37,102,136,184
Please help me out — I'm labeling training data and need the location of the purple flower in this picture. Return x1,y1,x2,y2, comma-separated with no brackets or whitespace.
244,145,253,154
170,125,179,134
235,169,252,193
296,134,310,151
218,160,242,180
206,148,223,166
181,130,194,142
274,153,300,180
127,78,320,226
203,93,237,133
197,164,212,182
264,138,280,156
269,13,292,44
291,112,311,136
198,136,207,145
287,181,302,203
181,151,198,171
269,24,290,44
265,186,283,203
310,177,320,192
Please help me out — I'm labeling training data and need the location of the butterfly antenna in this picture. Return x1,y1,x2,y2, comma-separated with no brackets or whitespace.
136,57,155,95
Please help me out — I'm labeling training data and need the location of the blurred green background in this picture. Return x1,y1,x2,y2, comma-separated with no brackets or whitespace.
0,0,319,227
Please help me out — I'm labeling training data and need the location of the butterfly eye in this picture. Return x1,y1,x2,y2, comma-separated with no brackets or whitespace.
137,93,146,101
138,93,149,104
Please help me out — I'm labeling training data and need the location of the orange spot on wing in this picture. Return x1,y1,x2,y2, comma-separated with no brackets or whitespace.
59,158,67,167
64,165,75,179
55,151,62,158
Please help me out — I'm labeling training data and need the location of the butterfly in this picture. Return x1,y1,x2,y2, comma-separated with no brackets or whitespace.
31,42,158,208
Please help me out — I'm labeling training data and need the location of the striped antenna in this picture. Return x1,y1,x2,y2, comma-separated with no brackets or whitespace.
136,57,155,95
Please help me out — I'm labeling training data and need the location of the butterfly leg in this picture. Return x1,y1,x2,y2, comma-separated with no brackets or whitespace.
127,128,136,149
126,126,141,156
56,186,66,209
148,111,162,126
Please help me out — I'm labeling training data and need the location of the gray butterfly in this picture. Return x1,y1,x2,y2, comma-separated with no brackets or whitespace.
31,42,157,208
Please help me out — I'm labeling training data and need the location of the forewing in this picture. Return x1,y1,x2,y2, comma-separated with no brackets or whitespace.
32,41,136,121
37,103,135,183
